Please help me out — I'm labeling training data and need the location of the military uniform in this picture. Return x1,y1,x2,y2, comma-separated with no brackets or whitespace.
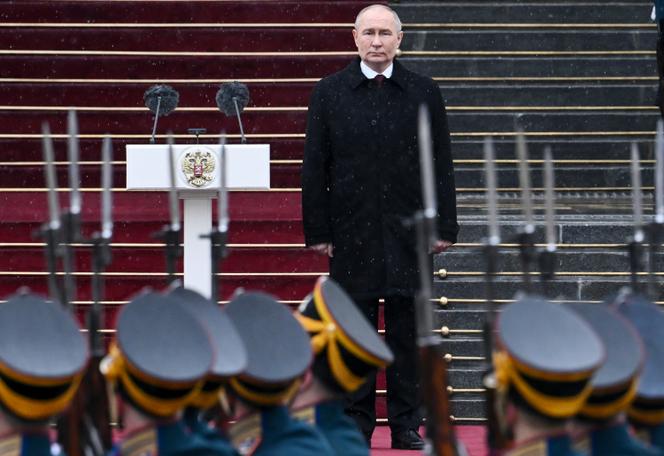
565,303,661,455
169,287,247,455
102,291,231,456
292,277,394,454
0,293,87,456
504,434,582,456
494,297,604,456
615,293,664,454
224,292,334,456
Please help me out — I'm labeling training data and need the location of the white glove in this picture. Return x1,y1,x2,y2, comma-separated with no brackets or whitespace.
652,5,657,22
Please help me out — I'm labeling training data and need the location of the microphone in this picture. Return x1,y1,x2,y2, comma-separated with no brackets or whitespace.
216,81,250,143
143,84,179,144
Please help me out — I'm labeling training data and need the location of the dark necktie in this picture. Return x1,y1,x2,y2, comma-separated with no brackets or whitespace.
373,74,385,88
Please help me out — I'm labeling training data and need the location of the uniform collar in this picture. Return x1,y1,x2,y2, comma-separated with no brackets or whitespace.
347,57,405,90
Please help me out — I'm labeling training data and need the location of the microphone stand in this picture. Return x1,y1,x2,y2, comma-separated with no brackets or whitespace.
232,98,247,144
150,96,162,144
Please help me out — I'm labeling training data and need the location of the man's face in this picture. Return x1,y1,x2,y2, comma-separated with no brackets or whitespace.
352,7,403,73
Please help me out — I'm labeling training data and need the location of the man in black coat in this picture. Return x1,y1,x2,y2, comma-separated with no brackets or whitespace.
301,4,459,450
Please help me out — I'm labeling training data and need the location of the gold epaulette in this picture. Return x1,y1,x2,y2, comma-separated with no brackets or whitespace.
572,436,590,454
291,406,316,425
118,427,157,456
229,413,262,456
504,440,547,456
0,435,20,456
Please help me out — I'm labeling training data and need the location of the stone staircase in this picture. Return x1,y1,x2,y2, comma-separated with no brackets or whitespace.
0,0,659,429
391,0,660,421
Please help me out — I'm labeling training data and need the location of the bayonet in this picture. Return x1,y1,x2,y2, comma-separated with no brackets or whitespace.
648,122,664,297
515,130,536,292
153,132,182,284
630,143,645,291
40,122,63,303
413,104,460,456
202,132,230,304
482,136,511,453
539,147,556,285
68,110,81,215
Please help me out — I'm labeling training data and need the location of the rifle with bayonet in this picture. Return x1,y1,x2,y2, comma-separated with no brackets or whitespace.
37,122,64,305
647,121,664,298
200,132,229,305
49,111,84,456
538,147,557,292
83,135,114,453
414,105,464,456
481,137,512,454
53,112,111,456
154,133,182,285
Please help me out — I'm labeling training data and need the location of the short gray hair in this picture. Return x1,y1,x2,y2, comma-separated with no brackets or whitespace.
354,4,402,32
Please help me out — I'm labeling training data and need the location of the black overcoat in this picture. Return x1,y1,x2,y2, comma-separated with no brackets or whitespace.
302,58,459,298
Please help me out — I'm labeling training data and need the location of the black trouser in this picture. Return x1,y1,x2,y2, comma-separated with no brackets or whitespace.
344,295,422,436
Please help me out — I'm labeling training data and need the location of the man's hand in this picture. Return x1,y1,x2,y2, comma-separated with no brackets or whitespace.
310,243,333,257
432,240,453,254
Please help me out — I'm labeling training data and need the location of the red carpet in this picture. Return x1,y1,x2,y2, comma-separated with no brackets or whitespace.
370,426,486,456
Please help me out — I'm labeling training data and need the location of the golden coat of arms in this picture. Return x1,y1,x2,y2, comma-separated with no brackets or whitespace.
181,150,216,187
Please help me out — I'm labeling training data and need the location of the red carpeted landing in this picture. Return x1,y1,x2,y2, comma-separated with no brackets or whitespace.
370,426,487,456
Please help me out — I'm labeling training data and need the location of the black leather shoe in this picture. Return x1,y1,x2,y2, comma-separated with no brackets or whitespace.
391,429,425,450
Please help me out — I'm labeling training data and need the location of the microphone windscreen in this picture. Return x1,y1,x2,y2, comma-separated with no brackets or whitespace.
143,85,179,116
216,81,250,116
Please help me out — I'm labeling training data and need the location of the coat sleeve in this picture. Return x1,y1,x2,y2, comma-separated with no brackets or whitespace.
429,83,460,244
301,82,332,246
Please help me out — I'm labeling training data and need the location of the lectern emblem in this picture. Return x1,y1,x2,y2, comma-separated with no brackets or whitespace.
181,150,216,188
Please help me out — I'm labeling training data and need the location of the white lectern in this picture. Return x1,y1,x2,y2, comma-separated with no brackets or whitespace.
126,143,270,298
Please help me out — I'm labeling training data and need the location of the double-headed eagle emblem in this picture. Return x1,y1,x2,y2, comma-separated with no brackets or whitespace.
181,150,216,188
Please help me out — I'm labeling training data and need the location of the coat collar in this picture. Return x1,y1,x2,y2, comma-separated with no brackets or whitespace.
345,57,406,91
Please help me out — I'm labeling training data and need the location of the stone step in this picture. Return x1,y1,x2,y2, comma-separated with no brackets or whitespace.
0,137,658,163
393,2,651,24
13,28,652,54
0,109,658,136
0,27,354,52
0,83,656,109
0,54,655,80
0,161,653,190
402,30,657,52
456,220,646,244
452,138,658,160
403,56,655,79
432,277,660,301
0,1,371,23
443,84,657,107
437,249,664,274
0,55,350,79
450,399,485,422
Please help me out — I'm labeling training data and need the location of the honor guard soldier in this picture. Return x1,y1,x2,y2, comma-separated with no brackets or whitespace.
494,297,605,456
224,292,334,456
567,303,661,455
292,277,394,454
101,291,224,456
169,286,247,455
0,292,87,456
616,294,664,453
